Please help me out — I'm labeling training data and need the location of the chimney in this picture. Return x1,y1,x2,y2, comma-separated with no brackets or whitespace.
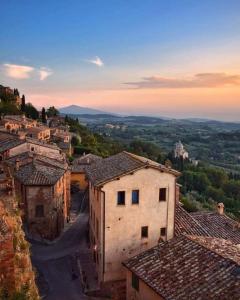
15,159,20,171
217,203,224,215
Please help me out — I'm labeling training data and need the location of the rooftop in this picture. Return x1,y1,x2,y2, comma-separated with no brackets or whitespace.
175,204,210,237
191,211,240,245
123,234,240,300
15,159,66,185
86,151,180,186
72,154,102,173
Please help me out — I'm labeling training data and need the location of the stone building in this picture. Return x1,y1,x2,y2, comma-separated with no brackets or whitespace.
25,125,51,141
174,140,189,159
71,153,102,190
7,153,70,240
0,136,63,161
86,151,180,283
123,235,240,300
0,115,37,132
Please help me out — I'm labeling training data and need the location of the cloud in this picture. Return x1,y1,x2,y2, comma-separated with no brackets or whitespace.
2,63,53,81
125,73,240,89
3,63,34,79
86,56,104,67
39,67,53,80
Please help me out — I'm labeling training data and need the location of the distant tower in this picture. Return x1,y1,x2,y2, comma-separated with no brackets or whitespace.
174,141,189,160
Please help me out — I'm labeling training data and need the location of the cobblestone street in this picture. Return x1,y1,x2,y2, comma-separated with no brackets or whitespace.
31,191,100,300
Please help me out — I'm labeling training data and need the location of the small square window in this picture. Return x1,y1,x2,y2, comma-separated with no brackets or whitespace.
132,190,139,204
117,191,125,205
160,227,166,236
35,205,44,217
132,273,139,291
159,188,167,201
141,226,148,238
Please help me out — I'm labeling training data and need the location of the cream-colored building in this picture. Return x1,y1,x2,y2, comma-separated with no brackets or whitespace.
86,151,180,283
174,140,189,159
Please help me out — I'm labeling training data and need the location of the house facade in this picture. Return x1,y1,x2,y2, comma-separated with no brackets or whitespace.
87,151,180,283
7,153,70,240
71,153,102,190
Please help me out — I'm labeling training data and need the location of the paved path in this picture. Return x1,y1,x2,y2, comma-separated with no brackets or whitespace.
31,191,100,300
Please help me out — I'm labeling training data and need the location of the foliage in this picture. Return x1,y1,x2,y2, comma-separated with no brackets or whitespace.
25,103,39,120
47,106,59,117
41,107,46,123
177,160,240,218
21,95,26,112
0,102,20,115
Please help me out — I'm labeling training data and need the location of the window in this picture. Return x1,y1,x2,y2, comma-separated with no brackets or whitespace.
141,226,148,238
117,191,125,205
31,147,34,152
159,188,167,201
132,273,139,291
132,190,139,204
160,227,166,236
35,205,44,217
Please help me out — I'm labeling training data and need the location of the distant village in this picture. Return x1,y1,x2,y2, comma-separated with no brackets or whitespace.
0,85,240,300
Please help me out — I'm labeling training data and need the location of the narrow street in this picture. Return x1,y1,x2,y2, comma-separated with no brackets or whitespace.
30,191,99,300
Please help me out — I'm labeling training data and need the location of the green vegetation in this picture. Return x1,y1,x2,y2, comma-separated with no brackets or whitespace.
65,116,123,157
24,103,39,120
173,159,240,218
47,106,59,117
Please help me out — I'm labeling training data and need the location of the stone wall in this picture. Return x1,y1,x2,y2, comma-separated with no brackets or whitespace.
0,196,39,299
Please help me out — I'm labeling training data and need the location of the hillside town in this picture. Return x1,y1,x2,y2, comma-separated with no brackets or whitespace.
0,85,240,300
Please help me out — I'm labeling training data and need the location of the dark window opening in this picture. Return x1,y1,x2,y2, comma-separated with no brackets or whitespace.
132,190,139,204
159,188,167,201
117,191,125,205
160,227,166,236
132,273,139,291
31,147,34,152
35,205,44,217
141,226,148,238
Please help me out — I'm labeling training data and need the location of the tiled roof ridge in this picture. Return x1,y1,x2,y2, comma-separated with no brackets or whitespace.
123,151,180,176
187,235,240,265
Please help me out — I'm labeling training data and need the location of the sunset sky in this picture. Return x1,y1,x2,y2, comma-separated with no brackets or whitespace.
1,1,240,121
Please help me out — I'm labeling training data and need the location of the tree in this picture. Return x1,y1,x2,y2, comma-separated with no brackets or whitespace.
47,106,59,117
13,88,19,96
41,107,47,123
25,103,39,120
0,102,20,115
21,95,26,112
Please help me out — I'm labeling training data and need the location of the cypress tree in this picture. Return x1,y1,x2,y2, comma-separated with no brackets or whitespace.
41,107,47,123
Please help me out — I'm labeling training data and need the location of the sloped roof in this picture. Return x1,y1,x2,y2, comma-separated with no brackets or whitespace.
191,211,240,244
71,154,102,173
175,204,210,236
15,161,65,185
0,138,25,153
86,151,180,186
123,235,240,300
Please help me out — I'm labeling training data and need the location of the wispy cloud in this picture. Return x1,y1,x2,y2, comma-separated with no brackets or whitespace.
86,56,104,67
3,63,34,79
39,67,53,80
125,73,240,89
2,63,53,80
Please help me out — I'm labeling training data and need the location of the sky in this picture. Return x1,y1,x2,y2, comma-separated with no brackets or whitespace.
0,0,240,121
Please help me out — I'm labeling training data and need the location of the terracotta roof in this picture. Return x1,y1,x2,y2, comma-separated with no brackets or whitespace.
15,160,65,185
175,204,210,237
191,211,240,244
0,138,24,153
123,235,240,300
71,154,102,173
6,151,68,170
26,138,60,150
86,151,180,186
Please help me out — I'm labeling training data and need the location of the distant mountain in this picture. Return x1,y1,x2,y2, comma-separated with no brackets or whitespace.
59,105,115,115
